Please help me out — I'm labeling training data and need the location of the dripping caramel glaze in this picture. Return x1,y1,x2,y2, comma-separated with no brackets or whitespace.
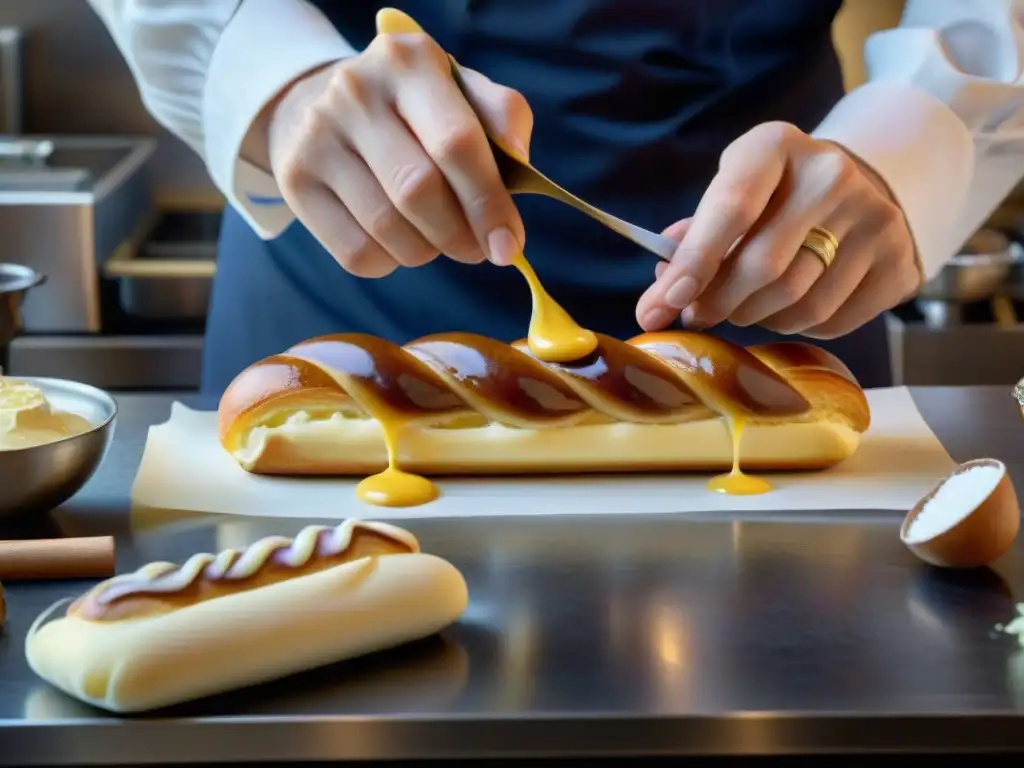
706,417,773,496
511,252,599,363
355,416,440,507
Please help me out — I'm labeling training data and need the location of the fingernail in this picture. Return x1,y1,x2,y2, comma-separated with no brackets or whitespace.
641,306,676,330
654,262,668,279
487,226,519,266
665,275,699,310
680,307,706,330
507,138,529,161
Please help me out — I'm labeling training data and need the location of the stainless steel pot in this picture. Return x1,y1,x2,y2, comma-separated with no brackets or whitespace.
1003,243,1024,302
915,228,1018,328
916,229,1017,303
0,263,43,348
0,262,44,375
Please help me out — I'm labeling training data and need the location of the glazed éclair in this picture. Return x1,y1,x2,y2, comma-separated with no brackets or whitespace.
25,520,469,713
217,331,871,505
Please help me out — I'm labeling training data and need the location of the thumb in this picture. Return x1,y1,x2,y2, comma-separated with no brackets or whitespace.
456,67,534,162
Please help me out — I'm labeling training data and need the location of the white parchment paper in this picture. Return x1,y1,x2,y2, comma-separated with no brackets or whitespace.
130,387,956,520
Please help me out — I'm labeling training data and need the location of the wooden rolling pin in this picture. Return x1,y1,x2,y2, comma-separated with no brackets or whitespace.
0,537,116,581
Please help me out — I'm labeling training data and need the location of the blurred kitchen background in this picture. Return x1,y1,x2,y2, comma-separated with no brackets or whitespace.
0,0,1021,392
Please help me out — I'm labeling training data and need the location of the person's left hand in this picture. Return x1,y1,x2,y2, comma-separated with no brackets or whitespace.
635,121,922,339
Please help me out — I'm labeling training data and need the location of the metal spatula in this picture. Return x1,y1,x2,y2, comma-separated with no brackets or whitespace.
377,8,679,263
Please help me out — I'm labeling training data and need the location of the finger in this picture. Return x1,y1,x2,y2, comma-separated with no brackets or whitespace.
343,106,484,264
800,262,906,339
726,249,826,328
725,217,855,327
394,68,525,265
759,230,873,336
319,141,443,268
370,16,534,162
661,217,693,243
637,219,692,329
290,182,398,278
635,130,787,329
457,67,534,162
680,169,854,329
653,218,692,280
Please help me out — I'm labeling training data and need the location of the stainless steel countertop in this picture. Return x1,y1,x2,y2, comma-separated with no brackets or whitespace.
2,387,1024,764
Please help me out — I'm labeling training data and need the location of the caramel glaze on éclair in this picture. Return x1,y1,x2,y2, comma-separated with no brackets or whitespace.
219,330,871,453
67,521,417,622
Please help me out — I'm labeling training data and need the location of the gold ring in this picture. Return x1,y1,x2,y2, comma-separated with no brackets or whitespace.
801,226,839,269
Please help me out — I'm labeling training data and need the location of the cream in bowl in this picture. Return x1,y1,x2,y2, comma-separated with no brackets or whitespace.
901,458,1020,569
0,377,94,450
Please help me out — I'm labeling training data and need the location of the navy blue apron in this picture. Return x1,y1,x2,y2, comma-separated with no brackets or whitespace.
203,0,890,395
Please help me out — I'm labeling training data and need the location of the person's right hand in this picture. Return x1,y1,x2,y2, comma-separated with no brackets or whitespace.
264,32,533,277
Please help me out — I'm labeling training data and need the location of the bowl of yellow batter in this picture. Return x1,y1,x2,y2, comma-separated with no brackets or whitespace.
0,376,116,518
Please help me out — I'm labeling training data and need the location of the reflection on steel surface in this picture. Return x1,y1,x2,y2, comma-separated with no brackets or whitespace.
648,595,693,712
7,389,1024,762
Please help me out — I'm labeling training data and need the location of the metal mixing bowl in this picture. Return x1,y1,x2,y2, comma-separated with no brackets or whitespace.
0,377,116,519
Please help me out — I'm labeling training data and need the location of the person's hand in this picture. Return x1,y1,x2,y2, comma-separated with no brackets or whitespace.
636,121,922,339
259,32,532,277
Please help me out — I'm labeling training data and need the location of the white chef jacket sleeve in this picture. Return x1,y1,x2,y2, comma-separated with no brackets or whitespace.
86,0,357,239
813,0,1024,280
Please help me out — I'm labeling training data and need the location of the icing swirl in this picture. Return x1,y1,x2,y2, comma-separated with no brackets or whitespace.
85,520,418,609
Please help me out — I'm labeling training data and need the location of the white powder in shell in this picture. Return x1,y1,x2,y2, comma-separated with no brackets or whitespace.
904,463,1003,544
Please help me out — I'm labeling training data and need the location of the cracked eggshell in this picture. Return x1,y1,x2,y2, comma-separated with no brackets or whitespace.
901,458,1020,568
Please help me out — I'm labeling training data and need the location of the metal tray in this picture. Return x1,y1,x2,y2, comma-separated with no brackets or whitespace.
117,276,212,321
104,210,218,321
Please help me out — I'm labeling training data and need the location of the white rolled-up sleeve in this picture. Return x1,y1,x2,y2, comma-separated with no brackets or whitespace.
813,0,1024,281
86,0,357,239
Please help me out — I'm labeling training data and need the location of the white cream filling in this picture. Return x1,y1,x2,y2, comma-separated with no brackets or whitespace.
234,409,860,470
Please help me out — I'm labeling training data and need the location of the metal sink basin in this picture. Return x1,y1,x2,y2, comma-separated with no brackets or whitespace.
0,138,136,195
0,169,90,191
0,139,87,190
